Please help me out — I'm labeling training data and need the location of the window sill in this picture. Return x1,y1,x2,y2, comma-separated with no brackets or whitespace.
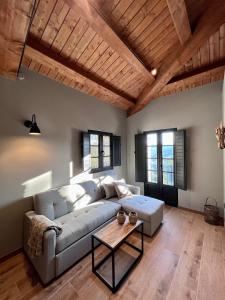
90,166,113,174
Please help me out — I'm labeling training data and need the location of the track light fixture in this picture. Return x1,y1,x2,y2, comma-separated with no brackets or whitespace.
151,68,157,76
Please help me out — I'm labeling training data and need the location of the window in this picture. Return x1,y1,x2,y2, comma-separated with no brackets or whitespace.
90,134,99,169
146,133,158,183
89,131,112,172
102,135,111,167
162,131,175,186
146,130,175,187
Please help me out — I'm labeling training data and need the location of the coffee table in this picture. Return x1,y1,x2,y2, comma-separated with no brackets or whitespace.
91,217,144,293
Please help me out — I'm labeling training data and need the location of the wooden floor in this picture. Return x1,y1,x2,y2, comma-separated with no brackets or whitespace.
1,206,225,300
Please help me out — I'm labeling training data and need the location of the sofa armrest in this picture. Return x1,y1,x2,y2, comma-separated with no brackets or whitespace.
24,211,56,284
127,184,141,195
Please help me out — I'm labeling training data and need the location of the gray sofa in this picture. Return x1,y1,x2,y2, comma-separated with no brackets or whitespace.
23,179,164,284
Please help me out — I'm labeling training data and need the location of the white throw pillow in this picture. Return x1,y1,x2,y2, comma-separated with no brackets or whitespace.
113,182,132,198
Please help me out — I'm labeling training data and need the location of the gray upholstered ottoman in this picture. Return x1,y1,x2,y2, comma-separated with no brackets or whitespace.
113,195,164,236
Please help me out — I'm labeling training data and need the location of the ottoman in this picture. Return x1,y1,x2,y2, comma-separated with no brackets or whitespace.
113,195,164,236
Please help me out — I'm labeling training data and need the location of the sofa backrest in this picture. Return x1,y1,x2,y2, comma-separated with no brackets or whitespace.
34,179,105,220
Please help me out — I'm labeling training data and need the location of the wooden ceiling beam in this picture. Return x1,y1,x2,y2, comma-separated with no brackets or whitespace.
65,0,154,83
158,64,225,97
0,0,33,79
166,0,192,45
24,37,135,110
129,0,225,116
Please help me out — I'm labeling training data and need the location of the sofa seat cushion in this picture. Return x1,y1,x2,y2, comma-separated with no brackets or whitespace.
110,195,164,222
54,200,121,253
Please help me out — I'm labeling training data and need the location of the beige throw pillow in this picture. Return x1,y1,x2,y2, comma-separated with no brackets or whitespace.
113,182,132,198
102,179,126,199
102,183,117,199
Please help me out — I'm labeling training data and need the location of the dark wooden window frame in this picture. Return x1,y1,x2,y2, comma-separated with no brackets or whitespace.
88,130,113,173
144,128,177,186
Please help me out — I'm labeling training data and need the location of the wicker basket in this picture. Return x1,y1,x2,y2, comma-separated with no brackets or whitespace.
204,198,219,225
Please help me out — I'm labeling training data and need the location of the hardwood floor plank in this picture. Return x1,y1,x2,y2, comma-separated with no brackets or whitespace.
196,223,225,300
0,283,20,300
167,214,204,300
151,207,194,256
48,283,78,300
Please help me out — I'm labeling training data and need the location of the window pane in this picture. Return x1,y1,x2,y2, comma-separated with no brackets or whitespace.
163,172,174,186
147,159,157,171
147,171,157,183
162,159,174,172
147,146,157,158
162,146,174,158
90,134,99,145
103,146,110,156
147,133,157,146
91,146,99,157
103,157,110,167
103,135,110,146
91,157,99,169
162,132,174,145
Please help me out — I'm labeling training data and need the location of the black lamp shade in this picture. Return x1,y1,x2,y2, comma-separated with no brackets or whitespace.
29,122,41,135
24,114,41,135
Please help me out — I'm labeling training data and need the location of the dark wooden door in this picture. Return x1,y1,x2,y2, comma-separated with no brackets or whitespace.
144,129,178,207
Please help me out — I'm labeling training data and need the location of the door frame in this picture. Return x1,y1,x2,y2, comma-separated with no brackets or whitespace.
144,128,178,206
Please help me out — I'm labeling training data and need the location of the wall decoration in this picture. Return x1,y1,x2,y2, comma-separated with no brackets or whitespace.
216,121,225,149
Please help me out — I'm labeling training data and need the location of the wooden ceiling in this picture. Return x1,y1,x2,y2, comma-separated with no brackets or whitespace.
1,0,225,115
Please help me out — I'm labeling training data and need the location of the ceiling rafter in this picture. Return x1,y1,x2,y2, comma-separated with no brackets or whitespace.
158,63,225,97
25,37,135,110
129,0,225,116
0,0,33,79
166,0,192,45
65,0,155,83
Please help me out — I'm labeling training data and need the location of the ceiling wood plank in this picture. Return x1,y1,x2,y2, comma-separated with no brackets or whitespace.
24,37,135,110
65,0,154,83
129,0,225,116
166,0,192,45
0,0,33,79
30,0,57,39
159,63,225,96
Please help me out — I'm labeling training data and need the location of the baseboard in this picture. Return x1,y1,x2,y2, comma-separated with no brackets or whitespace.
178,206,204,215
178,206,224,225
0,248,22,264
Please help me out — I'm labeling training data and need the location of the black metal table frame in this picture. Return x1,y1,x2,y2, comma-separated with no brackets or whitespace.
91,222,144,293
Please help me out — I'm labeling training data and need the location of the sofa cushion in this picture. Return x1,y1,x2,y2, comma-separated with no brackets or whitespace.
110,195,164,222
54,200,121,253
76,180,104,203
34,189,69,220
34,181,106,220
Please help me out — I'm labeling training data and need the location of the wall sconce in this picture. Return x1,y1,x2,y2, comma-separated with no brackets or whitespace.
216,121,225,149
24,114,41,135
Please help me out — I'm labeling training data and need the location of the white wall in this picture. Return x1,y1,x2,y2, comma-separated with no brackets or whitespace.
127,81,223,215
0,69,127,258
0,68,224,258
